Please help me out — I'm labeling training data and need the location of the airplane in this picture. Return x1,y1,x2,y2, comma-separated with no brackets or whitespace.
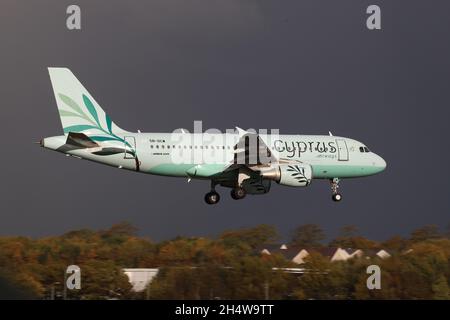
40,68,386,205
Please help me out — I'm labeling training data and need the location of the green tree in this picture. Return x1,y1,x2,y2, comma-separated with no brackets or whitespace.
292,253,350,299
382,235,407,251
432,274,449,300
290,224,324,247
0,269,40,299
330,225,378,249
0,223,449,300
148,267,202,299
116,237,155,267
101,222,138,245
219,224,279,250
353,258,399,299
410,225,440,242
77,260,132,300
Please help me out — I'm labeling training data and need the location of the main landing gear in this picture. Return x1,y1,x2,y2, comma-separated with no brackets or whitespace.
204,181,220,205
330,178,342,202
205,191,220,205
230,187,246,200
204,182,247,205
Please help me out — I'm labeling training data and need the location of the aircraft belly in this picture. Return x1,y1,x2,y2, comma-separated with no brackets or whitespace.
185,164,228,178
147,163,194,177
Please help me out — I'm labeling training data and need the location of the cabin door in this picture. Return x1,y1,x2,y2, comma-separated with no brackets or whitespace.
124,136,136,159
336,139,349,161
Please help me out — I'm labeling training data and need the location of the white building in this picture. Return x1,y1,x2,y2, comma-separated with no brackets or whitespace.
375,249,391,259
123,268,159,292
259,245,391,265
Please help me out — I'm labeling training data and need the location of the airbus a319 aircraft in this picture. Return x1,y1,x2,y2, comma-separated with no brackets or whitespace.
40,68,386,205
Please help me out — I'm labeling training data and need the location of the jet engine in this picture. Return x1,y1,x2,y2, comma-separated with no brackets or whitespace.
260,164,313,187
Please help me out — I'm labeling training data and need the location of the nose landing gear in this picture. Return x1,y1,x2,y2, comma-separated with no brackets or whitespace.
332,193,342,202
330,178,342,202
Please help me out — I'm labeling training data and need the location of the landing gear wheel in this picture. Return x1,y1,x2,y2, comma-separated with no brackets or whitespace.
330,178,342,202
205,191,220,205
231,187,246,200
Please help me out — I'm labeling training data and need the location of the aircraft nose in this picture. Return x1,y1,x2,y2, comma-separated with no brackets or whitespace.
375,154,387,172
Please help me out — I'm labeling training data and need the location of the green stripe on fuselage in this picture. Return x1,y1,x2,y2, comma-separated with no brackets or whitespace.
311,164,384,178
148,163,227,178
148,163,384,179
149,164,194,177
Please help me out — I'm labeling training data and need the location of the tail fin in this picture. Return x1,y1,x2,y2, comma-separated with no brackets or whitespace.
48,68,128,136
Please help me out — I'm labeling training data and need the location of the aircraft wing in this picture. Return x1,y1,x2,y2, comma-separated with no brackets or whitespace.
224,127,301,170
209,128,302,193
230,127,279,166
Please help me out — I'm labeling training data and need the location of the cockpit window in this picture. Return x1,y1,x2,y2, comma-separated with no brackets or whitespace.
359,146,370,153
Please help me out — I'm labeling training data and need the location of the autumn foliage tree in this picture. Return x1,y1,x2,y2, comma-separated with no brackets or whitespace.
0,222,448,300
290,224,325,247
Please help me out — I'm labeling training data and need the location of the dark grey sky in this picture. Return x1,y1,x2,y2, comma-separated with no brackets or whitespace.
1,0,449,241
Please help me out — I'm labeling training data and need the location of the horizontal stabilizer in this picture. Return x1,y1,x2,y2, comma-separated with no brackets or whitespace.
66,132,99,148
56,132,99,153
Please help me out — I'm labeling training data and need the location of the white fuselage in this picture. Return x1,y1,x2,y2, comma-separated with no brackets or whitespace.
42,133,386,180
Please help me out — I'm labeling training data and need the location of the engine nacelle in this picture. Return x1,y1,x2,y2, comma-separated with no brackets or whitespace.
261,164,313,187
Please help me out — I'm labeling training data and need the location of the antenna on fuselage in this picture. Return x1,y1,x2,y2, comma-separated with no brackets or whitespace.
329,131,333,136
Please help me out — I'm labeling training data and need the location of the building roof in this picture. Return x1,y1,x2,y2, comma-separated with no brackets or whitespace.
306,247,340,258
257,244,288,252
257,244,391,263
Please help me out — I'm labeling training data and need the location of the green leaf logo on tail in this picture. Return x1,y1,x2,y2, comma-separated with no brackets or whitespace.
58,93,135,153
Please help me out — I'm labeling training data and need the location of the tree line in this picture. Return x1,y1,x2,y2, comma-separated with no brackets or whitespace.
0,222,448,299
